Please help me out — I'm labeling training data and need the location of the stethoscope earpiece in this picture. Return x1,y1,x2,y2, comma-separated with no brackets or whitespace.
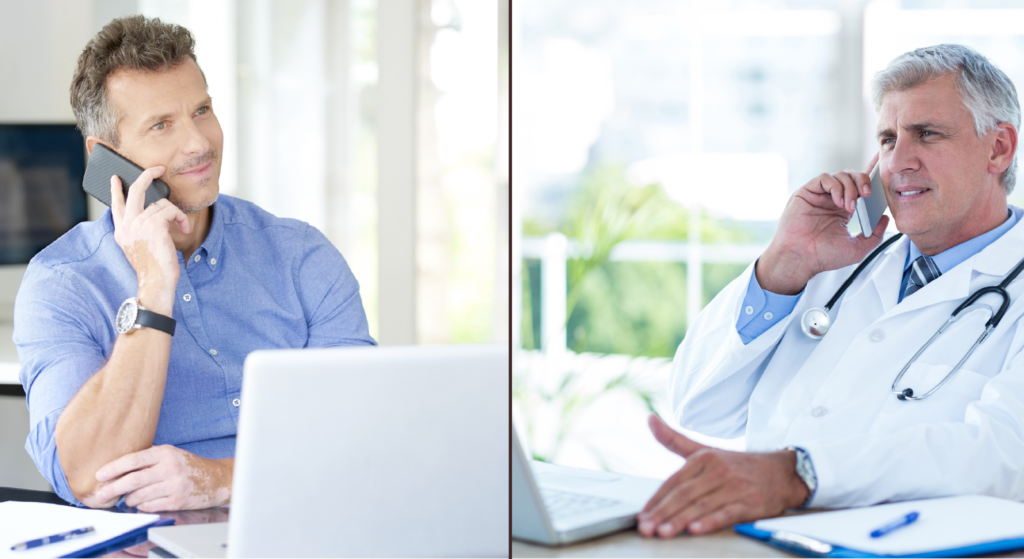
897,388,913,401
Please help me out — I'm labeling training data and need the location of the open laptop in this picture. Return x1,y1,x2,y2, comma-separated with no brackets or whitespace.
148,344,508,558
512,425,662,546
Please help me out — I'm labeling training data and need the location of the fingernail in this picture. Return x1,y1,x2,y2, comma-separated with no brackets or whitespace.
639,520,654,535
96,492,107,501
690,521,703,533
657,523,674,537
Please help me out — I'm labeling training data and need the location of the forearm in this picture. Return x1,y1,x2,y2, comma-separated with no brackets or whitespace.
55,296,173,506
671,263,793,437
801,419,1024,508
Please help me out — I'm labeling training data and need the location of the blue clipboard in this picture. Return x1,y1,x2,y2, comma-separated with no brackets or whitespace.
61,517,176,558
735,522,1024,558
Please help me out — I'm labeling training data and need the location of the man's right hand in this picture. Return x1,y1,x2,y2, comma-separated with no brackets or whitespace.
110,167,189,314
757,153,891,295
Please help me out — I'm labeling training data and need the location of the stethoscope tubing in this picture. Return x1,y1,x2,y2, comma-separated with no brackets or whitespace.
801,232,1024,401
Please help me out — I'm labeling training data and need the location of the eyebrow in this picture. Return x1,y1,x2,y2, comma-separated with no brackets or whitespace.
876,121,954,140
139,97,213,129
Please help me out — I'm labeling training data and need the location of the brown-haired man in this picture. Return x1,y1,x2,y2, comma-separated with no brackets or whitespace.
14,16,375,510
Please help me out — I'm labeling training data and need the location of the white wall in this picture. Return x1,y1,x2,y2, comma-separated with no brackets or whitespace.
0,0,114,491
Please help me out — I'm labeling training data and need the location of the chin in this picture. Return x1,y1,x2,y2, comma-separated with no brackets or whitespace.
174,192,219,214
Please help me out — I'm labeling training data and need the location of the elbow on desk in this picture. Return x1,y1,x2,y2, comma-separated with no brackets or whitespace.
63,461,120,509
54,430,121,509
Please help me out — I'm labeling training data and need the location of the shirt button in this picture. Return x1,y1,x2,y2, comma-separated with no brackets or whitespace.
210,257,217,265
745,306,754,315
232,398,240,407
209,349,218,356
194,254,201,263
811,406,828,418
183,294,192,302
763,312,774,320
869,329,885,343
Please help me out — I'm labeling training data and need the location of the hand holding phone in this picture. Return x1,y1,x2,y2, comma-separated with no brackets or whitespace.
82,144,171,208
85,144,188,314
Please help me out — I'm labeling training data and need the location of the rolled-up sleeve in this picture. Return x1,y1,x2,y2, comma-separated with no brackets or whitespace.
294,224,376,348
14,263,106,506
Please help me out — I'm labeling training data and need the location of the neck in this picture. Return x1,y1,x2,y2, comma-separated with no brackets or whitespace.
911,193,1008,256
171,205,212,262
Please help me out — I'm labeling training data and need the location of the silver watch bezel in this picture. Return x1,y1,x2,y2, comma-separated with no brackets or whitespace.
786,445,817,507
116,297,144,334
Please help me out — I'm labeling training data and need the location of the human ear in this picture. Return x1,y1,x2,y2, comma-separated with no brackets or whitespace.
988,122,1018,176
85,136,114,156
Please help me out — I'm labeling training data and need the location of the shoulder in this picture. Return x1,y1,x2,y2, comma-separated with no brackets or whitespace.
27,210,115,275
216,195,308,235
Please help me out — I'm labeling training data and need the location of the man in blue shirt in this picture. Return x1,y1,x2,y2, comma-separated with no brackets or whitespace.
14,16,375,510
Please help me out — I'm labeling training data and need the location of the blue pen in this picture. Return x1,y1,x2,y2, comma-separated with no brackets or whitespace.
10,526,95,551
870,512,919,538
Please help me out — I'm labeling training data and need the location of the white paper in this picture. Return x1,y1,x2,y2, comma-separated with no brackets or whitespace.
755,495,1024,556
0,501,159,558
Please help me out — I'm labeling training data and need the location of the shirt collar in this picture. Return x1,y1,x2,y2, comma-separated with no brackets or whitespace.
197,200,224,265
905,207,1019,273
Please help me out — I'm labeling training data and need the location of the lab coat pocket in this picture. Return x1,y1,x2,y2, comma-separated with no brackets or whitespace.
942,368,991,400
894,362,989,400
873,364,990,433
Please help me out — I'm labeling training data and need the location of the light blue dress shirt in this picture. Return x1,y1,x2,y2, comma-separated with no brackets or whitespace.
13,194,376,506
737,208,1020,344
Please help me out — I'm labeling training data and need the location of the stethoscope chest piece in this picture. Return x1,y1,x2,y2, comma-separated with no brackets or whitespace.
801,307,831,339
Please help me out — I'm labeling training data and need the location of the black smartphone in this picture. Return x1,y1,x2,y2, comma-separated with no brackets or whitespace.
82,144,171,208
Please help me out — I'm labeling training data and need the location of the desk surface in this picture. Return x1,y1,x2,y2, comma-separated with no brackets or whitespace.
512,527,795,558
513,521,1024,558
1,486,229,558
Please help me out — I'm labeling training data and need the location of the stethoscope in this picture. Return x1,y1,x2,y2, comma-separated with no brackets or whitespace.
799,233,1024,401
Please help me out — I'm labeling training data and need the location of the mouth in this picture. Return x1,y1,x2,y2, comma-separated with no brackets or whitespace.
175,161,213,182
894,187,930,200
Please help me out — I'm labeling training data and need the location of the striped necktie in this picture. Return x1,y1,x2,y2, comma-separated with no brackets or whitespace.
903,255,941,298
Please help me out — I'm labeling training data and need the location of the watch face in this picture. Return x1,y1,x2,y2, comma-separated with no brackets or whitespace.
116,298,139,334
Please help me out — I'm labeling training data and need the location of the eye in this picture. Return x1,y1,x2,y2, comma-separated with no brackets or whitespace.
195,106,209,116
152,122,167,131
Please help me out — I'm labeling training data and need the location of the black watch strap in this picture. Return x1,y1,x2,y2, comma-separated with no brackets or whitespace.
136,309,176,336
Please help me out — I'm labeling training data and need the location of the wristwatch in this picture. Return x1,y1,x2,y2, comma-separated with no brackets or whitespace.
116,297,176,336
786,446,817,508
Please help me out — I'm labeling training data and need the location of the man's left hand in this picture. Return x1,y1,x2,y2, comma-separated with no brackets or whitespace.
92,445,233,512
638,415,810,538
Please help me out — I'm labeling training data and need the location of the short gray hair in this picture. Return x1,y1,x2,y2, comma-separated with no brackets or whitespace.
70,15,205,147
871,44,1020,194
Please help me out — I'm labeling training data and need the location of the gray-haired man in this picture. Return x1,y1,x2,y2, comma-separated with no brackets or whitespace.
639,44,1022,537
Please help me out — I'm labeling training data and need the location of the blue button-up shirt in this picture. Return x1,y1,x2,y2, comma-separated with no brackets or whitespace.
13,194,376,505
736,208,1020,343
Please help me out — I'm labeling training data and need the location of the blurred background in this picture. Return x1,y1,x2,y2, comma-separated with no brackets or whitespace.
0,0,507,490
512,0,1024,481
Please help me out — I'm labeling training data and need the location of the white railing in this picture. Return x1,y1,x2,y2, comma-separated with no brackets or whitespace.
520,234,768,352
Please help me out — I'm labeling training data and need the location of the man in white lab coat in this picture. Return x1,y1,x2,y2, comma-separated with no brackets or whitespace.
639,43,1024,538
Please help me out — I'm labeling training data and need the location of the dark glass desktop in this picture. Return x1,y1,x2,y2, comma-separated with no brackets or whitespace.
0,124,89,265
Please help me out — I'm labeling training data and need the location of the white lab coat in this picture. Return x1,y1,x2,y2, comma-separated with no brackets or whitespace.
671,206,1024,508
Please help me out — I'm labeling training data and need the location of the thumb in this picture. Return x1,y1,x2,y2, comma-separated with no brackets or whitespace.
648,414,706,458
856,214,890,251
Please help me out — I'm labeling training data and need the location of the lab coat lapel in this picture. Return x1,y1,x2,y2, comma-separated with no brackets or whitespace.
867,235,909,316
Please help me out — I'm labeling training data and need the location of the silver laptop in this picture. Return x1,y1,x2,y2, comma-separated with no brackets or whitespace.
149,344,508,557
512,425,661,546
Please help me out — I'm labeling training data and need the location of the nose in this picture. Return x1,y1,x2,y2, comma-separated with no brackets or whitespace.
886,134,921,176
179,117,212,156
